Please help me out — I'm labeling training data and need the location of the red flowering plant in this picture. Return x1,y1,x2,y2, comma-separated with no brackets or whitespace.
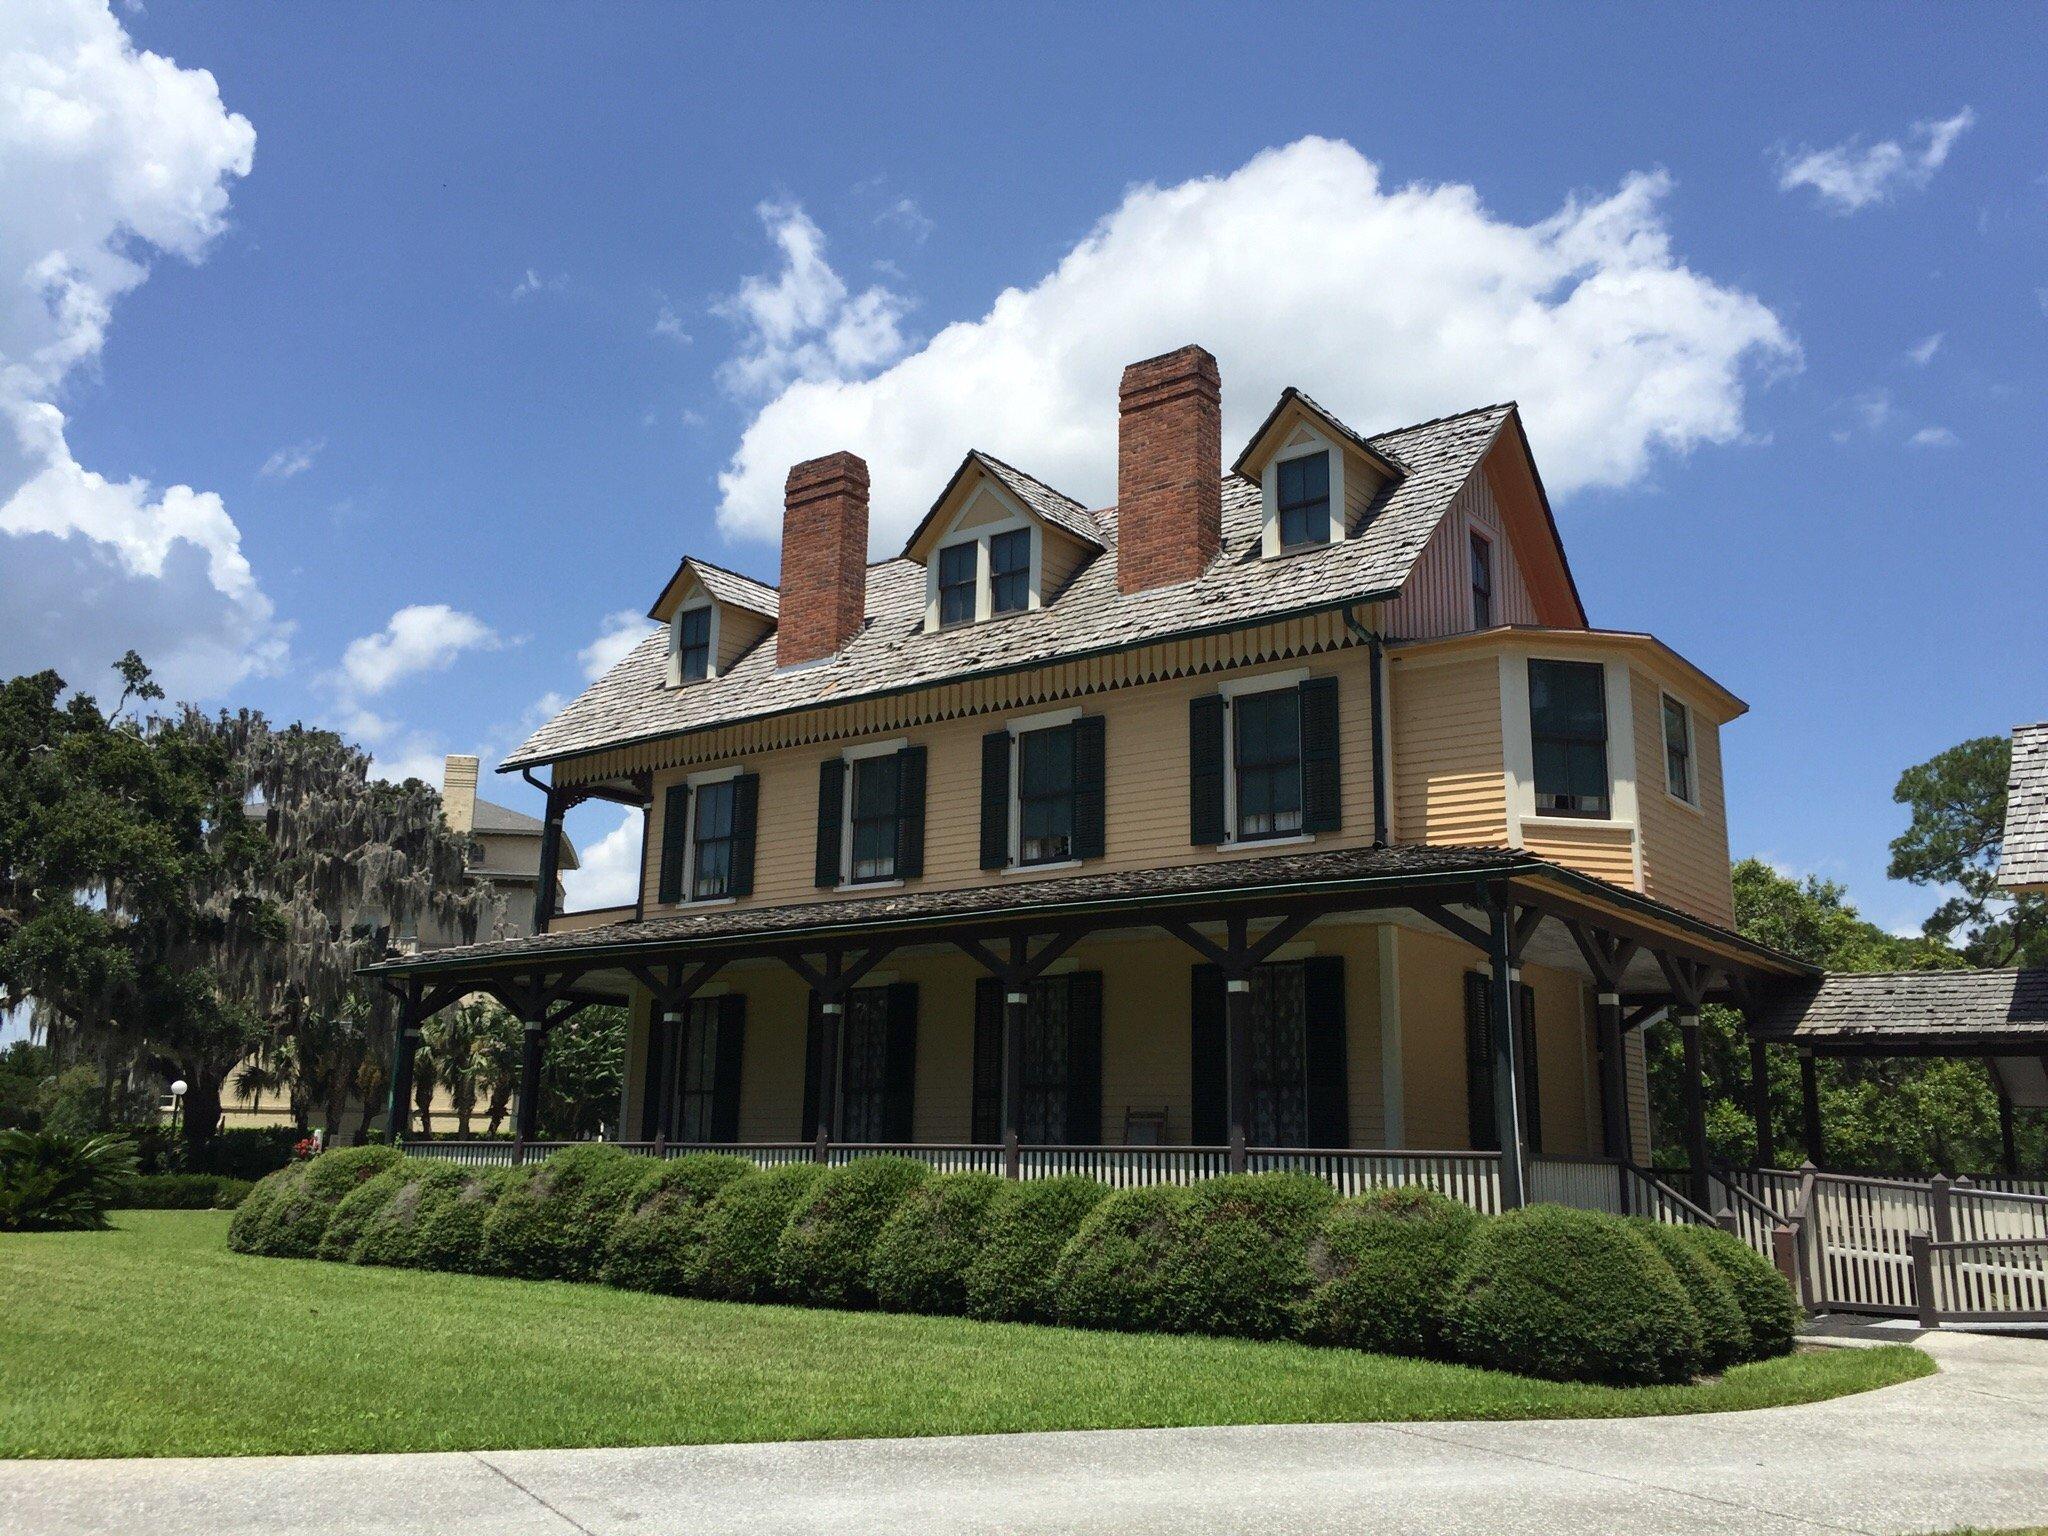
292,1137,319,1162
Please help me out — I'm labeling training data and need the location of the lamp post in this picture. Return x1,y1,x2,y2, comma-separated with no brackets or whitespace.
168,1079,188,1139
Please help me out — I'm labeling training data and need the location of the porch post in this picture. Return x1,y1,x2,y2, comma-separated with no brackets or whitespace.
1487,895,1526,1210
1747,1035,1776,1169
1224,976,1251,1173
647,1010,679,1142
387,981,422,1144
1596,992,1630,1162
1003,988,1027,1178
1679,1014,1710,1208
1995,1069,2018,1177
514,1010,546,1144
1798,1047,1826,1169
533,783,571,936
817,999,843,1142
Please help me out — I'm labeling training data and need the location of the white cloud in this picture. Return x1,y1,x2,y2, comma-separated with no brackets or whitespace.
1908,426,1959,448
714,138,1795,549
338,603,500,697
714,199,912,397
560,805,641,910
578,609,654,681
510,267,564,300
1776,107,1975,213
653,301,691,344
257,436,323,479
0,0,280,699
1905,333,1944,367
876,195,933,244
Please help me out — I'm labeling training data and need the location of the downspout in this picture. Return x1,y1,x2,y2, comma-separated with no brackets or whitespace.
1343,606,1391,847
521,767,565,936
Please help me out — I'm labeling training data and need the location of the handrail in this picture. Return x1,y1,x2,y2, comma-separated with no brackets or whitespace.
1626,1162,1716,1224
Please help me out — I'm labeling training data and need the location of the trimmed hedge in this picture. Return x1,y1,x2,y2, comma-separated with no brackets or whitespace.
601,1154,758,1295
121,1173,255,1210
1300,1186,1479,1357
480,1144,646,1281
357,1163,511,1272
1171,1173,1338,1340
1634,1219,1749,1371
693,1164,823,1302
1052,1184,1193,1334
870,1172,1006,1315
318,1162,413,1261
963,1175,1108,1324
775,1156,930,1308
1676,1222,1800,1360
228,1146,401,1259
1448,1205,1703,1386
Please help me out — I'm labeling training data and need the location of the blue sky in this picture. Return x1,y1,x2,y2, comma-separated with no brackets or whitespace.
3,1,2044,932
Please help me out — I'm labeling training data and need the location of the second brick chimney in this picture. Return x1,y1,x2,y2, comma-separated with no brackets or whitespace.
776,451,870,667
1116,344,1221,593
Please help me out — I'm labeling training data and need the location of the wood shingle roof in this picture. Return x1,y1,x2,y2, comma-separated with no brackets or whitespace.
1999,721,2048,892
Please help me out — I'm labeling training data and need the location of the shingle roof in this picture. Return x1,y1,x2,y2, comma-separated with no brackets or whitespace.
971,451,1107,550
1753,969,2048,1048
686,558,780,621
1999,722,2048,891
1228,386,1412,478
506,403,1516,771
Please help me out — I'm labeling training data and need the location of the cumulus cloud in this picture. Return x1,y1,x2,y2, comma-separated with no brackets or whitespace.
1777,107,1975,213
337,604,501,697
714,199,912,397
0,0,278,698
714,138,1796,550
258,437,323,479
560,805,642,910
578,609,654,681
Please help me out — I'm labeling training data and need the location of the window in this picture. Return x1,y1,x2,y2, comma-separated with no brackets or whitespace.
849,754,902,882
1663,695,1695,805
671,998,721,1142
1246,962,1310,1146
1528,659,1609,817
988,527,1031,615
972,973,1103,1146
1276,452,1331,549
675,606,711,682
1017,724,1076,865
1233,687,1303,839
690,778,736,899
837,988,892,1143
937,542,977,627
1469,531,1494,629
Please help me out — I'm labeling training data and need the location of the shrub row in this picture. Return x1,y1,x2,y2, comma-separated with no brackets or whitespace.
231,1149,1800,1386
120,1173,257,1210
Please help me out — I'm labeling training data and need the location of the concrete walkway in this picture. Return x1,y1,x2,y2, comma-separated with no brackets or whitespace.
6,1327,2047,1536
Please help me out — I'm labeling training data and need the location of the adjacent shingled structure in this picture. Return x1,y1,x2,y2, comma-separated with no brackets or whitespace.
1999,721,2048,892
1753,969,2048,1049
506,402,1515,769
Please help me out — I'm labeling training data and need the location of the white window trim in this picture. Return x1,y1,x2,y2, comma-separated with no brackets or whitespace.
1004,706,1086,869
1260,428,1345,558
671,763,743,907
1217,667,1313,850
667,596,720,687
839,737,909,888
922,484,1046,631
1500,650,1642,887
1659,691,1703,815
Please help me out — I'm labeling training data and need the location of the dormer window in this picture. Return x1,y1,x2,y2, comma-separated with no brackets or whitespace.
675,606,712,682
989,528,1031,615
938,542,977,628
1276,452,1331,550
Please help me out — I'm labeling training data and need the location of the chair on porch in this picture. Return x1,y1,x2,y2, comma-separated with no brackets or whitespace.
1123,1106,1168,1147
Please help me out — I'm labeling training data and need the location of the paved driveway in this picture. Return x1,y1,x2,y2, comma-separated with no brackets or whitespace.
6,1328,2046,1536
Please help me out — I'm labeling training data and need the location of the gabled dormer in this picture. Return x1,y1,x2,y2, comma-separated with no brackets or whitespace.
647,557,779,687
903,452,1102,632
1232,388,1406,559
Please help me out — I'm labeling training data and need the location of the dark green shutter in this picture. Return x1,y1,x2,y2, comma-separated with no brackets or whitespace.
712,995,746,1142
1073,715,1106,861
979,730,1010,870
814,757,845,888
1303,956,1349,1148
882,983,918,1142
1463,972,1498,1151
727,773,759,898
801,994,823,1139
1517,985,1542,1155
1299,676,1342,833
657,782,691,903
971,977,1001,1144
1189,696,1227,845
1066,972,1104,1146
895,745,927,879
1190,964,1226,1144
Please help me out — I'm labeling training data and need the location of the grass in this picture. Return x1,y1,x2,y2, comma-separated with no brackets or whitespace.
0,1211,1932,1459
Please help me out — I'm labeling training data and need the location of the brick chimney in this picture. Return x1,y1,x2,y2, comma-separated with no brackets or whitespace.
1116,344,1221,593
442,754,479,834
776,451,870,667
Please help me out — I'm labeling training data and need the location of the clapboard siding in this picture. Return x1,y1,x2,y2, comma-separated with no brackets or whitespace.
1389,656,1507,847
1521,821,1638,891
1631,665,1736,925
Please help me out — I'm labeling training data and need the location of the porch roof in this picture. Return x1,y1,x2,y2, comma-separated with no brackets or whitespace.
1751,968,2048,1055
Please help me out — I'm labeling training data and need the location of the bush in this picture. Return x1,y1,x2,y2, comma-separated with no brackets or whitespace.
775,1156,930,1308
188,1127,299,1181
358,1163,512,1273
1673,1222,1799,1360
480,1144,646,1281
0,1128,138,1231
1171,1173,1338,1339
694,1163,824,1302
318,1162,414,1261
870,1172,1006,1315
231,1145,402,1258
121,1173,254,1210
1634,1220,1749,1371
1447,1205,1703,1386
1300,1186,1480,1357
600,1154,758,1294
963,1176,1109,1324
1052,1184,1193,1334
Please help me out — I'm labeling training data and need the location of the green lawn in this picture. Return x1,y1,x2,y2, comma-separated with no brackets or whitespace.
0,1211,1932,1459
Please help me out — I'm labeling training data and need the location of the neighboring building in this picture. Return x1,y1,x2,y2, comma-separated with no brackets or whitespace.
372,345,1815,1208
1999,722,2048,897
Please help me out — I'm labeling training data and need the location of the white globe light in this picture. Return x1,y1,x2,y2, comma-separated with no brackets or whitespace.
170,1080,188,1098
